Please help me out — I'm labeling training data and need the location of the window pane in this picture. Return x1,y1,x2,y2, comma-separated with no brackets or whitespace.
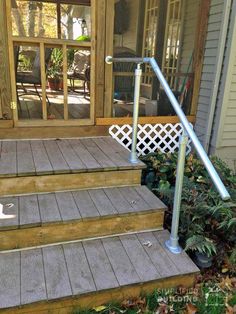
15,44,45,120
60,4,91,40
46,47,64,120
12,1,57,38
67,48,91,119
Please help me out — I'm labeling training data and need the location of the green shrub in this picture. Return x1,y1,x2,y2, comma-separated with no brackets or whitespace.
141,152,236,271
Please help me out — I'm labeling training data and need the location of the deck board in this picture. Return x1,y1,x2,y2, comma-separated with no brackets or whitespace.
55,191,81,221
81,138,117,170
72,190,100,219
56,140,85,172
16,141,35,176
83,239,119,290
93,137,132,168
42,246,72,300
102,237,140,285
63,243,96,294
38,193,62,224
20,249,47,304
120,234,161,281
0,230,199,311
118,187,154,212
0,141,17,177
137,232,179,277
0,186,165,231
104,187,135,213
68,139,101,170
0,137,145,177
43,140,70,173
19,194,41,227
30,140,53,175
88,189,118,216
0,252,20,308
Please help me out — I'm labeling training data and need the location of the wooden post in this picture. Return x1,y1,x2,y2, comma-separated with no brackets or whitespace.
190,0,211,116
95,0,106,118
0,0,12,120
104,0,115,118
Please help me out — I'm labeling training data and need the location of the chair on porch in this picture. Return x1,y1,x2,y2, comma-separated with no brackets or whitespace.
15,47,52,108
113,47,137,102
67,50,90,96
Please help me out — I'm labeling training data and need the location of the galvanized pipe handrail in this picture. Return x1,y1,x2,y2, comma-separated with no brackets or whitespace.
105,56,230,201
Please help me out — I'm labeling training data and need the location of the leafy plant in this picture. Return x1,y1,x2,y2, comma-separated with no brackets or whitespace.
141,152,236,269
47,48,63,80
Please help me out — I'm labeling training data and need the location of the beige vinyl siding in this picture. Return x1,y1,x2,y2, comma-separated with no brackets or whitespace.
217,22,236,147
178,0,200,88
194,0,225,143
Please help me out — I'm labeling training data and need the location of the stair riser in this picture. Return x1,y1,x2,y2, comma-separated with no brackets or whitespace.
0,274,197,314
0,170,142,196
0,211,164,250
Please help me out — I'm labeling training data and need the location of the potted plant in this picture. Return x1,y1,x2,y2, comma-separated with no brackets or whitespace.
47,48,63,91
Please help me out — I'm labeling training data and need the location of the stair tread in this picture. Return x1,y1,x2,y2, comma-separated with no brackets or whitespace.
0,186,167,230
0,230,199,310
0,137,145,178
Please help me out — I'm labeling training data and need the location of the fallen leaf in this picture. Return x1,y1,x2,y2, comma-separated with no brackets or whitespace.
156,302,168,314
222,268,229,273
219,276,233,291
226,305,234,314
93,305,107,312
186,303,197,314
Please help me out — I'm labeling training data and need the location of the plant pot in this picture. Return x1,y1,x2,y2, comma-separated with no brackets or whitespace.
48,77,62,91
194,252,213,268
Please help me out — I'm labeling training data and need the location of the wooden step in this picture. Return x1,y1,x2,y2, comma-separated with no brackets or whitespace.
0,186,166,250
0,137,145,196
0,230,199,314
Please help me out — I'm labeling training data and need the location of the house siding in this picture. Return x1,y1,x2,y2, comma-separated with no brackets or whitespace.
211,0,236,172
194,0,225,143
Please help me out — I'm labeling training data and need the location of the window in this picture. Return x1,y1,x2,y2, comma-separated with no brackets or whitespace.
162,0,182,89
11,0,91,40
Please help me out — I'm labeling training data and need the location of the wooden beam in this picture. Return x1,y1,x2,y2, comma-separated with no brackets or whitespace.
62,44,68,120
90,0,96,124
0,0,12,120
0,125,108,139
96,115,196,126
95,0,106,118
0,170,142,196
0,211,164,251
39,42,47,120
104,0,115,117
190,0,211,115
6,0,18,122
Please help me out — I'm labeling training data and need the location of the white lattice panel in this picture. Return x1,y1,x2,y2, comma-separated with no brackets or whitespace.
109,123,192,156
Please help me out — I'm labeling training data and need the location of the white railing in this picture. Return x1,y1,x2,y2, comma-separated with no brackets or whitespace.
106,56,230,254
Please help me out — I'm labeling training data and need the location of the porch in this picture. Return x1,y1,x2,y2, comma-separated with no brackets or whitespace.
0,0,208,135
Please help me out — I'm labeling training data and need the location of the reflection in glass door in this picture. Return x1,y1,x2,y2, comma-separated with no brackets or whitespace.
7,0,94,125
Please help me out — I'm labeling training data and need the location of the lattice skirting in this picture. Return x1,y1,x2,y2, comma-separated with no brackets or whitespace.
109,123,192,156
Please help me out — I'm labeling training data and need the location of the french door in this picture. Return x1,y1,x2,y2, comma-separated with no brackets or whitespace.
7,0,95,127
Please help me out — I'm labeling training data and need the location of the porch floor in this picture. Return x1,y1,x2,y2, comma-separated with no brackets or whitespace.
0,230,199,311
0,137,145,178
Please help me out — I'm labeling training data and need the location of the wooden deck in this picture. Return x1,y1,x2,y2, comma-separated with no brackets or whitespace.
0,137,145,177
0,230,199,313
0,186,166,250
